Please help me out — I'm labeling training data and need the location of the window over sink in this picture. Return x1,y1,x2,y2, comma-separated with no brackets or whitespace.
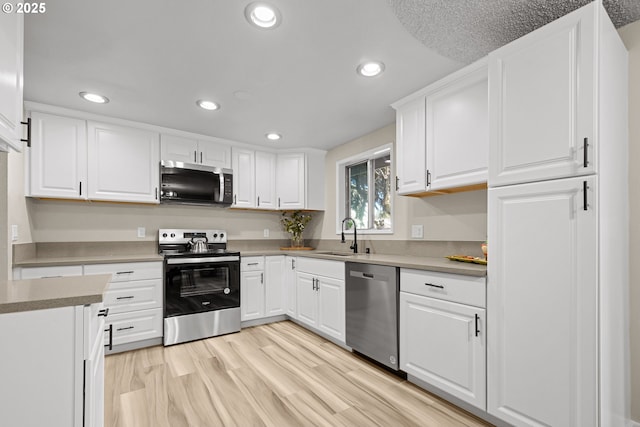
336,143,393,234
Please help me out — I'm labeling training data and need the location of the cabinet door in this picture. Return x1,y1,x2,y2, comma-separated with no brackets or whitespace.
265,256,285,317
83,304,105,427
400,292,486,409
426,65,488,190
488,4,595,186
296,272,317,328
0,12,23,152
241,270,264,321
255,151,277,209
160,134,198,163
284,256,297,318
394,97,426,195
87,122,160,203
231,148,255,208
199,139,231,168
317,276,345,343
488,176,597,426
29,112,87,199
277,153,305,210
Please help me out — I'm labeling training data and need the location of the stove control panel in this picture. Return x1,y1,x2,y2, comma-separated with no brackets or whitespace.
159,229,228,244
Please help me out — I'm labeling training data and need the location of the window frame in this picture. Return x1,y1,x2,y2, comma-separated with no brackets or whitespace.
335,143,394,235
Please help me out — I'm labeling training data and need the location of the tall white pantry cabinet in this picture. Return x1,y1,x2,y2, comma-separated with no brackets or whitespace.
487,3,629,427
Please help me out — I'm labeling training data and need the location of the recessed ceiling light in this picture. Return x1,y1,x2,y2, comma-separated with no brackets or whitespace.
79,92,109,104
266,132,281,141
357,61,385,77
245,2,281,29
196,100,220,111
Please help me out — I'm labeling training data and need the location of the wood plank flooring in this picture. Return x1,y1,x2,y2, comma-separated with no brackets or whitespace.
105,320,492,427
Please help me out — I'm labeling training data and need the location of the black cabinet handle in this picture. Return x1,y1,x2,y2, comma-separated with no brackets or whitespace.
475,314,480,337
194,150,197,163
105,324,113,350
291,259,295,270
247,262,259,266
257,196,260,206
116,295,134,300
395,176,399,191
260,272,264,284
424,283,444,289
117,326,134,332
583,137,589,168
98,308,109,317
583,181,588,211
116,271,134,275
79,181,82,196
20,118,31,147
426,170,431,187
200,152,203,164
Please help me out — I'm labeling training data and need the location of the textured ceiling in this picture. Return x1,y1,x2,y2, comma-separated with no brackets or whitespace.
387,0,640,63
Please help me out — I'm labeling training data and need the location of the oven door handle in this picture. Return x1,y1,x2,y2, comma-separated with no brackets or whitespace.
166,256,240,264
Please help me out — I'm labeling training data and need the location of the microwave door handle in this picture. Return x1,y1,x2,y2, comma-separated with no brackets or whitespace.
219,174,225,202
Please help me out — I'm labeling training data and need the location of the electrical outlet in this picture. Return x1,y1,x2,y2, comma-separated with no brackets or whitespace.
263,228,270,238
11,225,18,241
137,227,146,238
411,225,424,239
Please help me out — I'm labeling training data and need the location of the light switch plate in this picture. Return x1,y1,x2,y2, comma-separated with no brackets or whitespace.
263,228,270,238
11,225,18,241
137,227,146,238
411,224,424,239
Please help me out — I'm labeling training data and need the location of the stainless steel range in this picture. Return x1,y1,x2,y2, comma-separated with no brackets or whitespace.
159,229,241,346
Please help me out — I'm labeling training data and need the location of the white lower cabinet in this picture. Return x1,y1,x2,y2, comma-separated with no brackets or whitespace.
0,303,106,427
295,258,345,343
400,269,486,410
241,256,286,322
284,256,297,318
83,261,164,353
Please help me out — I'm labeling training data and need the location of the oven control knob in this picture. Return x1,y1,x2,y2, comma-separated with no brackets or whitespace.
220,233,225,239
162,233,167,238
170,233,175,238
213,233,218,238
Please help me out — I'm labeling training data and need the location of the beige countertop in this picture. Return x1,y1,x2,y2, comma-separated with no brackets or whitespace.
13,253,164,268
0,274,111,314
240,250,487,277
13,248,486,277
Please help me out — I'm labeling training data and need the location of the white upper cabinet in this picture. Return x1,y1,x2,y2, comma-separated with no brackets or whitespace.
426,62,488,190
231,147,256,208
29,112,87,199
488,5,595,187
394,97,426,195
276,153,305,210
255,151,277,209
87,121,160,203
0,12,24,152
161,134,231,168
393,59,488,195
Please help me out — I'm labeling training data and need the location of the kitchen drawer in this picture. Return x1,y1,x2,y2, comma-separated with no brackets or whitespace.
296,257,345,280
241,256,264,271
104,308,163,346
103,278,163,314
84,261,162,282
17,265,83,280
400,269,485,308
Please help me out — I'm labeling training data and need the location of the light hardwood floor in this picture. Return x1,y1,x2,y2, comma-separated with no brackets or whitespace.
105,320,492,427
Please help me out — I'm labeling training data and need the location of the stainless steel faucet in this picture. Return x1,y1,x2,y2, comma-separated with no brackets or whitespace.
341,217,358,254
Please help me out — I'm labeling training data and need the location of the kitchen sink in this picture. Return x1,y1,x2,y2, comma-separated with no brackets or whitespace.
319,251,354,257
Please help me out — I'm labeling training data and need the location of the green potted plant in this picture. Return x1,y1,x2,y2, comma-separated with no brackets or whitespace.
281,210,312,248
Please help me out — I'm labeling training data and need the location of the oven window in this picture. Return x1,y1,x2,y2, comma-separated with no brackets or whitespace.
180,267,228,297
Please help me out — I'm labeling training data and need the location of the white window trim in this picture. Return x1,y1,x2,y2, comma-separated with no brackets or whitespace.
335,143,394,235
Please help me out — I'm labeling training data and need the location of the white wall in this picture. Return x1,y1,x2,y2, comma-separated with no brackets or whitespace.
619,19,640,424
320,123,487,241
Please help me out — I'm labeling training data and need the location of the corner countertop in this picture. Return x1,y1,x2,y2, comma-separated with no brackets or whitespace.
0,274,111,314
240,250,487,277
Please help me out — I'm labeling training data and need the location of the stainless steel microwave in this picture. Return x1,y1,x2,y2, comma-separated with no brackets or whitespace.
160,160,233,206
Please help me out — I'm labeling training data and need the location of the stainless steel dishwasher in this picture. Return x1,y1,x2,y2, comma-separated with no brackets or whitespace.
346,262,399,370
